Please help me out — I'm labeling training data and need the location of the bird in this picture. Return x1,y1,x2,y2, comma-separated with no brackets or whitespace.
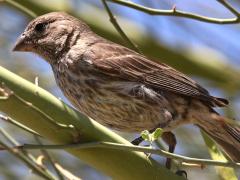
13,12,240,167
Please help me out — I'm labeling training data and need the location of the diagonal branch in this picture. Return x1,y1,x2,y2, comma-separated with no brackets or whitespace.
0,128,56,180
34,136,65,180
101,0,140,52
0,114,40,136
106,0,240,24
217,0,240,17
0,66,181,180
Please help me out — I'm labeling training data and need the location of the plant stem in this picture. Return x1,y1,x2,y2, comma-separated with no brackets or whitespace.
20,141,240,168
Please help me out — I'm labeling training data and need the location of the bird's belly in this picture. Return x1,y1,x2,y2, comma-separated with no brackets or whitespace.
68,89,166,132
80,95,166,132
53,69,171,132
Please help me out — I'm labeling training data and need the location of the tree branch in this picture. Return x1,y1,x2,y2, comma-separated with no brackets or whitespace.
0,129,56,180
101,0,140,52
0,114,40,136
18,141,240,168
217,0,240,17
34,136,65,180
0,66,182,180
106,0,240,24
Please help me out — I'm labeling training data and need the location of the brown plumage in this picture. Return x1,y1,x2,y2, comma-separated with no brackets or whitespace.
13,12,240,162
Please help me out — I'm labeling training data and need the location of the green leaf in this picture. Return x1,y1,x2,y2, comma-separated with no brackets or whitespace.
151,128,163,141
141,130,151,141
201,131,238,180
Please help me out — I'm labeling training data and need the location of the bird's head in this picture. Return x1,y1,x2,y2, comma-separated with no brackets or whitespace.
13,12,90,63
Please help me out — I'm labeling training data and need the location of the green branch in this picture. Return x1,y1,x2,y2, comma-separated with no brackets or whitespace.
0,129,56,180
201,131,238,179
18,141,240,169
34,136,65,180
0,66,182,179
0,114,40,136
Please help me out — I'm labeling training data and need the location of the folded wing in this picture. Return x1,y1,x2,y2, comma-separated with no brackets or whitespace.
88,41,228,107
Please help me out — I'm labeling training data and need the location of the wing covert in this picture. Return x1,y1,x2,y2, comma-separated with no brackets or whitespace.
86,41,228,107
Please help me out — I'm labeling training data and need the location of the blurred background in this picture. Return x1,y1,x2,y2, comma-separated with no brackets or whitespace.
0,0,240,179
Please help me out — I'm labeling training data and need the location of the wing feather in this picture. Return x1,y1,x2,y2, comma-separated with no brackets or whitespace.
87,41,228,107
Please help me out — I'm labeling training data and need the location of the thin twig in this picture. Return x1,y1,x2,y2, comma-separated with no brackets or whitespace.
0,137,56,179
0,114,41,136
0,128,19,146
33,77,64,179
106,0,240,24
54,163,82,180
217,0,240,17
0,127,38,161
13,92,74,131
101,0,140,53
34,136,65,180
0,83,74,132
18,141,240,168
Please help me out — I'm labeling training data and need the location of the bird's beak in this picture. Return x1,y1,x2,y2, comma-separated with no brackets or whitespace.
13,33,30,52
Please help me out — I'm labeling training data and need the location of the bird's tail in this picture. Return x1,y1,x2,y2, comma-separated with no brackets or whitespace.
194,112,240,162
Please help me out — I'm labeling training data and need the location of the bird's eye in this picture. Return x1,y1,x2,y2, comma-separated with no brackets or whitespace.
34,22,47,33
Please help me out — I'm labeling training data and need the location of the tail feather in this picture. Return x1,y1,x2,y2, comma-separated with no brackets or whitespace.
210,96,229,107
195,113,240,162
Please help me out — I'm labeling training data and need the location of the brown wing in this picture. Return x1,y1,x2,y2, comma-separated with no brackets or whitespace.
88,41,228,107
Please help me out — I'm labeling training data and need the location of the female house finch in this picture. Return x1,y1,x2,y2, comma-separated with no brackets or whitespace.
13,12,240,164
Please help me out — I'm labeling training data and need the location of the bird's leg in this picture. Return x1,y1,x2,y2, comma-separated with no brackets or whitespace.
161,131,176,169
131,136,144,145
131,130,177,170
161,132,187,176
